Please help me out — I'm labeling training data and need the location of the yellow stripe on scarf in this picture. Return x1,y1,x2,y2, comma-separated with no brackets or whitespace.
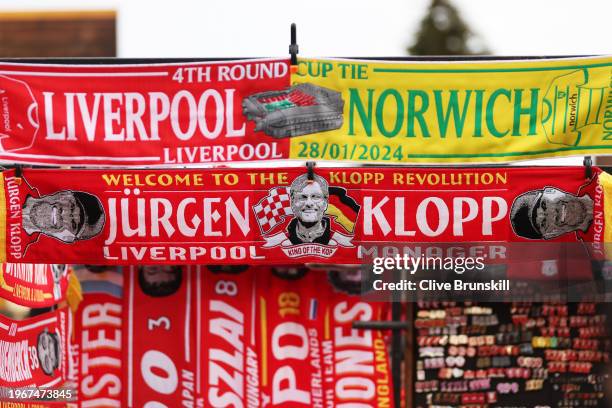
327,204,355,233
66,271,83,314
0,264,14,293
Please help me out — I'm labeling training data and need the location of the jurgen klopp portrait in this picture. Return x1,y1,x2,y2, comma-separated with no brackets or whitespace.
22,190,105,243
138,265,183,297
37,329,61,376
510,187,593,240
51,264,68,301
287,173,331,245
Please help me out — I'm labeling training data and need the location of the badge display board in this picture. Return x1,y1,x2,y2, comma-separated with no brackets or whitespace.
414,301,610,407
0,166,609,265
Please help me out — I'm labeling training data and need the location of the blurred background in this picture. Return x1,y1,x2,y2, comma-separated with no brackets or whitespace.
0,0,609,58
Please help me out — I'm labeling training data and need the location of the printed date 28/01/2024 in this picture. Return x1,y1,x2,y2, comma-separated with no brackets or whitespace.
297,142,405,162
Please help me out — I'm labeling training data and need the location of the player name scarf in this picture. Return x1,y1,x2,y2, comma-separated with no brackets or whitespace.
0,166,610,265
62,264,123,408
69,292,122,408
0,307,71,390
124,265,393,408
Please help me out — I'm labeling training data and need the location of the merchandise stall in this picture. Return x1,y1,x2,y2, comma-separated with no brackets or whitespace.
0,31,611,407
414,301,610,407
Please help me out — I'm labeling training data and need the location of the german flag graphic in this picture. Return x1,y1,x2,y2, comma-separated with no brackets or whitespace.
327,186,360,234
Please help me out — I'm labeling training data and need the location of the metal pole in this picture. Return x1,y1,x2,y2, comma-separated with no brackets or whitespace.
391,300,402,408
